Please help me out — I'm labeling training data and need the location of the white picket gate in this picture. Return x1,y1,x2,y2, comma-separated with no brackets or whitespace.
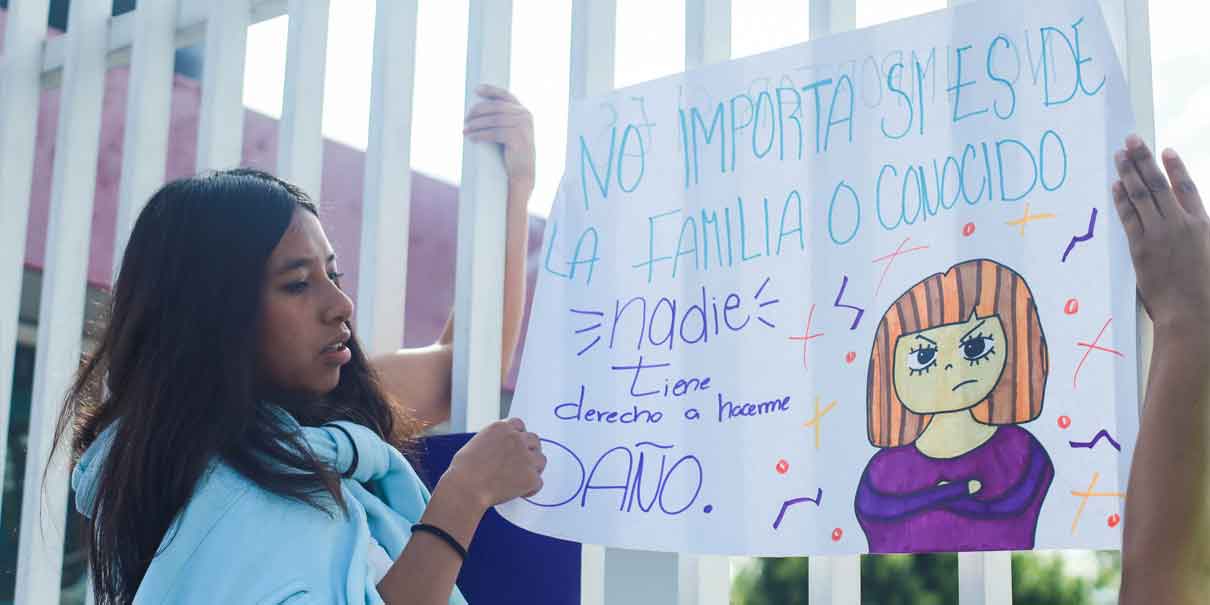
0,0,1154,603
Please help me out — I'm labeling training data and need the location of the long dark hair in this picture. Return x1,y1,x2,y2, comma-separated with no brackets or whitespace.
49,168,420,603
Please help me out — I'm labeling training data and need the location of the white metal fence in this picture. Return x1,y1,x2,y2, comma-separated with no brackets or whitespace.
0,0,1154,603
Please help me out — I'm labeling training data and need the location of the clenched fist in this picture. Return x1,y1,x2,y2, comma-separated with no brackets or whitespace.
443,418,546,510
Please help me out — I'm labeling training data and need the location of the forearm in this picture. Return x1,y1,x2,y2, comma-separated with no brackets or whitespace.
500,183,530,377
376,475,486,604
437,183,529,378
1121,320,1210,603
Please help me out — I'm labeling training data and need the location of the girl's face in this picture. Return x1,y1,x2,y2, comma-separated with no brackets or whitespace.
257,208,354,397
892,312,1007,415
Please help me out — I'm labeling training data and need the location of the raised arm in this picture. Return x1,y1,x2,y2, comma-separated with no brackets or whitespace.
371,85,534,428
1112,135,1210,604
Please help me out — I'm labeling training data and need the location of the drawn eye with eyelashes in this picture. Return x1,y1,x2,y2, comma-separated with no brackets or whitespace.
906,343,937,375
960,333,995,365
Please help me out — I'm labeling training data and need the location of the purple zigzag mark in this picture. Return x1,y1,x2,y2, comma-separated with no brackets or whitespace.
1068,428,1121,451
1061,208,1098,263
771,488,824,530
833,275,864,330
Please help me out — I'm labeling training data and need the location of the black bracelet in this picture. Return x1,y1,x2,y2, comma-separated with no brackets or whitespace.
411,523,468,562
321,423,358,478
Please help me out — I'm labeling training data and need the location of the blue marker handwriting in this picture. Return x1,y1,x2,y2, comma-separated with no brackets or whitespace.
634,193,806,283
579,278,779,353
525,438,706,516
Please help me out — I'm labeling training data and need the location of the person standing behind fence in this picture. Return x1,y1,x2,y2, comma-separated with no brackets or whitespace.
48,85,543,604
1110,135,1210,604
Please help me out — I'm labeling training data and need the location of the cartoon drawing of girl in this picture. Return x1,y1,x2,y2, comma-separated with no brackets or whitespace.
854,258,1054,553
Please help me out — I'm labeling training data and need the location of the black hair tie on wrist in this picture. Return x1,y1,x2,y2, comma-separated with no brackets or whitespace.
321,423,358,479
411,523,468,562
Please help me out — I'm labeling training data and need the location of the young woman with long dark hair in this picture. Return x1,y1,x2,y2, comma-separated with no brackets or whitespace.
51,86,541,604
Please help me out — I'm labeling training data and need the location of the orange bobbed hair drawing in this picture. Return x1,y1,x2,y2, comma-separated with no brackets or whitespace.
866,259,1049,447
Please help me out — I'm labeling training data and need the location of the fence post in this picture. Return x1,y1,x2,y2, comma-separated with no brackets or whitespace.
957,552,1012,605
934,0,1017,597
451,0,513,433
196,0,250,171
0,0,52,526
1099,0,1155,397
805,2,861,603
680,1,733,603
356,0,419,357
13,1,110,602
277,0,330,197
1100,0,1155,580
114,0,177,273
809,0,855,41
568,1,615,603
810,556,862,605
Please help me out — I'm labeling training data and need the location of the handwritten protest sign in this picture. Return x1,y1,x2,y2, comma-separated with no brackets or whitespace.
500,0,1139,555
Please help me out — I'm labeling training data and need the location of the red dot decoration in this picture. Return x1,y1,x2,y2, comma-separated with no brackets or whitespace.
1058,415,1072,429
1108,513,1121,528
844,351,857,364
831,528,844,542
1064,298,1080,315
775,459,790,475
962,222,976,237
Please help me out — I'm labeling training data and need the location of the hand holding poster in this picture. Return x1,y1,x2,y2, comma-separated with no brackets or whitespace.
501,0,1139,555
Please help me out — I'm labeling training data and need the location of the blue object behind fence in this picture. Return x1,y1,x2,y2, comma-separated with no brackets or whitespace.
416,433,582,605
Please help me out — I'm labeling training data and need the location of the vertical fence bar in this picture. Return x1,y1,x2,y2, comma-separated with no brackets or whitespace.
580,546,606,605
13,1,111,602
196,0,251,172
569,0,615,101
805,1,861,603
1121,0,1155,144
685,0,730,68
1120,0,1155,487
114,0,177,275
1098,0,1155,144
939,0,1015,599
1100,0,1155,590
809,0,855,40
809,556,862,604
1100,0,1155,402
0,0,52,525
568,1,664,602
957,552,1013,605
677,552,730,605
680,1,732,603
568,1,615,602
277,0,329,197
450,0,512,432
356,0,418,357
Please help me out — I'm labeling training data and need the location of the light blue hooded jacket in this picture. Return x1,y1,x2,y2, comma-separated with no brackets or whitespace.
71,407,468,604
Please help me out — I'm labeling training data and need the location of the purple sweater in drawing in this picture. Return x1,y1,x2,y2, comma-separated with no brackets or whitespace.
854,425,1054,553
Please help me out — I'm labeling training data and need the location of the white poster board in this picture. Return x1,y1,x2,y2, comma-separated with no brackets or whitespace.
501,0,1139,556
